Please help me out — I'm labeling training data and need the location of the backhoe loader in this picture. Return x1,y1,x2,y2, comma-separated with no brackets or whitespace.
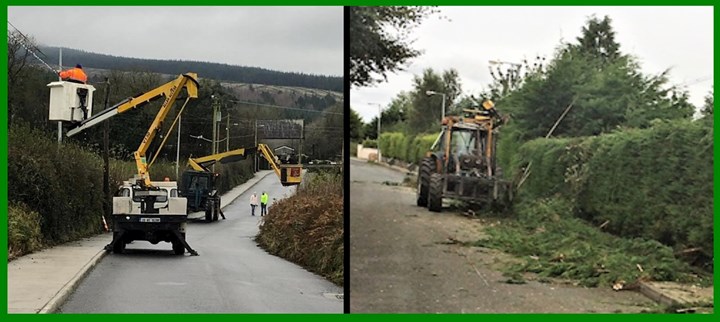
416,100,513,212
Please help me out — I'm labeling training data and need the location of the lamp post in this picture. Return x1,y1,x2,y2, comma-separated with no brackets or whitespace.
425,90,447,121
190,134,226,144
367,103,384,162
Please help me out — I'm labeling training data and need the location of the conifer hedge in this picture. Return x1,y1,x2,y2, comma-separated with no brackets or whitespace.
513,120,713,261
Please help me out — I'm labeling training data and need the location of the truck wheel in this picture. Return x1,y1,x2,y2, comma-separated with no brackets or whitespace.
112,233,125,254
172,233,185,255
416,157,432,207
428,173,443,212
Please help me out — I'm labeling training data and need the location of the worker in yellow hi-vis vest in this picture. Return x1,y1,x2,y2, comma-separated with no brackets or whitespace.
260,191,269,216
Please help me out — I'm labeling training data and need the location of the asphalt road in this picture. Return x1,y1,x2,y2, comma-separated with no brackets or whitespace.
59,175,343,313
350,159,655,313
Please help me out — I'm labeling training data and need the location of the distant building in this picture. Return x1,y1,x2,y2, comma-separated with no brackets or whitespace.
273,145,297,163
273,145,295,157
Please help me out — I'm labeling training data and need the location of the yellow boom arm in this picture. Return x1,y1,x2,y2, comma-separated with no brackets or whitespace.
257,144,302,186
187,144,302,187
187,148,251,172
67,73,199,187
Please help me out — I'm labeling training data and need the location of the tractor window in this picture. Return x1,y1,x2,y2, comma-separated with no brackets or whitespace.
190,176,209,192
452,131,476,156
433,131,446,151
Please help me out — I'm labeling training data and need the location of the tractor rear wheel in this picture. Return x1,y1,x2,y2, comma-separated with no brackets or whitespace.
205,200,213,222
428,173,443,212
212,200,219,221
416,157,433,207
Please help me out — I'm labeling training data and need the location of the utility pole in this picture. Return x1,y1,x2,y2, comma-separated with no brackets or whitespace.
57,48,63,144
176,114,181,179
254,119,258,172
226,114,230,152
299,120,304,164
102,78,111,218
211,95,218,172
377,104,382,162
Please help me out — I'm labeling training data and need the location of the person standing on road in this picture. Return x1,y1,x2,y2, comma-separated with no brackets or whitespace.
260,191,269,216
250,192,259,216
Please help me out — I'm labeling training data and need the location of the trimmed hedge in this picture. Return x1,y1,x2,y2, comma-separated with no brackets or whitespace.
256,172,343,285
513,120,713,262
378,132,436,164
361,139,377,148
214,159,254,194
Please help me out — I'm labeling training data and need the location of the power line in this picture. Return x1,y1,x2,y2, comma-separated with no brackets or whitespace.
226,99,344,116
8,21,57,73
679,76,712,87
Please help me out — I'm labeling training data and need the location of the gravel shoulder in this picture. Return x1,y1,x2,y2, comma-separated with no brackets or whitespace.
350,159,656,313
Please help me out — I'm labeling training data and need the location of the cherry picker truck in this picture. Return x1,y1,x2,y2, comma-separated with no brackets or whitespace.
64,73,200,255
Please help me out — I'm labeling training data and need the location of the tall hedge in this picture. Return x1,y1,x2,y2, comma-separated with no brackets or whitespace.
214,159,254,194
9,124,104,245
513,120,713,259
9,123,254,255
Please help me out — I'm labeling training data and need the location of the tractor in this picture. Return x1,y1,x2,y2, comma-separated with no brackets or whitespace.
416,100,513,212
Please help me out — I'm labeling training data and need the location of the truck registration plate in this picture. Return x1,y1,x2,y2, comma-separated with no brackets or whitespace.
140,218,161,223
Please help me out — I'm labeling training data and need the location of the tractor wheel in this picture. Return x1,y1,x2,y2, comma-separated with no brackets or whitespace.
416,157,433,207
428,173,443,212
172,233,186,255
212,200,219,221
205,200,213,222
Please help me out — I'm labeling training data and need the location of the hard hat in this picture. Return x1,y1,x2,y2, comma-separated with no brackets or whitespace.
76,64,82,69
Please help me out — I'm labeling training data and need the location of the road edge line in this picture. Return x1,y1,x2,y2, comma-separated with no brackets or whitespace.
38,247,108,314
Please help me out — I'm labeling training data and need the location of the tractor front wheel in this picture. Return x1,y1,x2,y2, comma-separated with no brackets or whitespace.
428,173,443,212
416,157,433,207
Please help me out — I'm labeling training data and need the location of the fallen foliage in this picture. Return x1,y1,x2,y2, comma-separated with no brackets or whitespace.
474,198,709,288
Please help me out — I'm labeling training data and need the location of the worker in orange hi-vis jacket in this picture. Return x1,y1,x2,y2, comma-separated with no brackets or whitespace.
59,64,88,84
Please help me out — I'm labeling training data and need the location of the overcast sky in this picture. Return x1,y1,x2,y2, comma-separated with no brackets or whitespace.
8,6,343,76
352,6,714,122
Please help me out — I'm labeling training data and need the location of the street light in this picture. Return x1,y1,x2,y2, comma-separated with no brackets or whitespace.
190,134,227,143
425,90,447,121
367,102,385,162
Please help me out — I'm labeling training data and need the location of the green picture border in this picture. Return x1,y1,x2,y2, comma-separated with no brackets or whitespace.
3,1,717,319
